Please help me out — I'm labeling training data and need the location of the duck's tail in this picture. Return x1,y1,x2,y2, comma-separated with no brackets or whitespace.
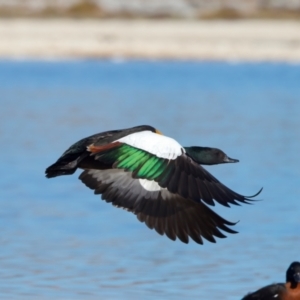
45,152,85,178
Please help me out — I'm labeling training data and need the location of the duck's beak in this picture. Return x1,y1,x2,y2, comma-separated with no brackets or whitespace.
294,272,300,283
224,156,239,163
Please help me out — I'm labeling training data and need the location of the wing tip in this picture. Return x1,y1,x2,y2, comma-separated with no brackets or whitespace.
245,187,263,199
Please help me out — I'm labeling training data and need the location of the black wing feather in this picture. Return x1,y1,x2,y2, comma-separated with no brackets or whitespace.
156,154,261,207
79,169,237,244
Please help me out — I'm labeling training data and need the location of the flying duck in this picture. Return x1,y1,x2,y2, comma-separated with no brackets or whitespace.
45,125,261,244
242,261,300,300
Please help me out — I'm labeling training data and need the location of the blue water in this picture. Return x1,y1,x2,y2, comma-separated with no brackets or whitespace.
0,60,299,299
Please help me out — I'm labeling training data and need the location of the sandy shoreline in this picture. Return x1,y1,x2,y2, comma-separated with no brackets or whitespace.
1,19,300,62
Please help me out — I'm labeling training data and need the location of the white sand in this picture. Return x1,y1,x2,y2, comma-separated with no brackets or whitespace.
1,19,300,62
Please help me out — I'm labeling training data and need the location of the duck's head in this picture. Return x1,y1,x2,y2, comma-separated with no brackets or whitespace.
184,146,239,165
286,261,300,285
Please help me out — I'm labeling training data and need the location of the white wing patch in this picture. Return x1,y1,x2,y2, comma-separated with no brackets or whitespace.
116,130,184,159
139,179,161,192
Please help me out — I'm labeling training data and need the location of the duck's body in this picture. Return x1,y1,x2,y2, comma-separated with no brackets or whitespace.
242,262,300,300
46,125,261,244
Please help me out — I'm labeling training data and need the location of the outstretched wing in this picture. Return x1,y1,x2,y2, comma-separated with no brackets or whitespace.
87,141,261,208
79,168,236,244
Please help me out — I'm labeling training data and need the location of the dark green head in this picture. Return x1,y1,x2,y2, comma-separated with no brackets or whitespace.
184,146,239,165
286,261,300,284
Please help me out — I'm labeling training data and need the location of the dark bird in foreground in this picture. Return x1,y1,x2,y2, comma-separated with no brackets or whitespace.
242,261,300,300
46,125,261,244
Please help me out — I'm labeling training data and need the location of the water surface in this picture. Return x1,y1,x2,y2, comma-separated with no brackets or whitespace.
0,60,299,299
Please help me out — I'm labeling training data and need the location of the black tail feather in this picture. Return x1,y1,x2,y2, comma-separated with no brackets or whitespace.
45,153,85,178
45,164,77,178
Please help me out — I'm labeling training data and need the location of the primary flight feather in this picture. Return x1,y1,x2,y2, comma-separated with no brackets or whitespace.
46,125,261,245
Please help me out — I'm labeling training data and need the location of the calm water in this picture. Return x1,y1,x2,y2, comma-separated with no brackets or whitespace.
0,60,299,300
